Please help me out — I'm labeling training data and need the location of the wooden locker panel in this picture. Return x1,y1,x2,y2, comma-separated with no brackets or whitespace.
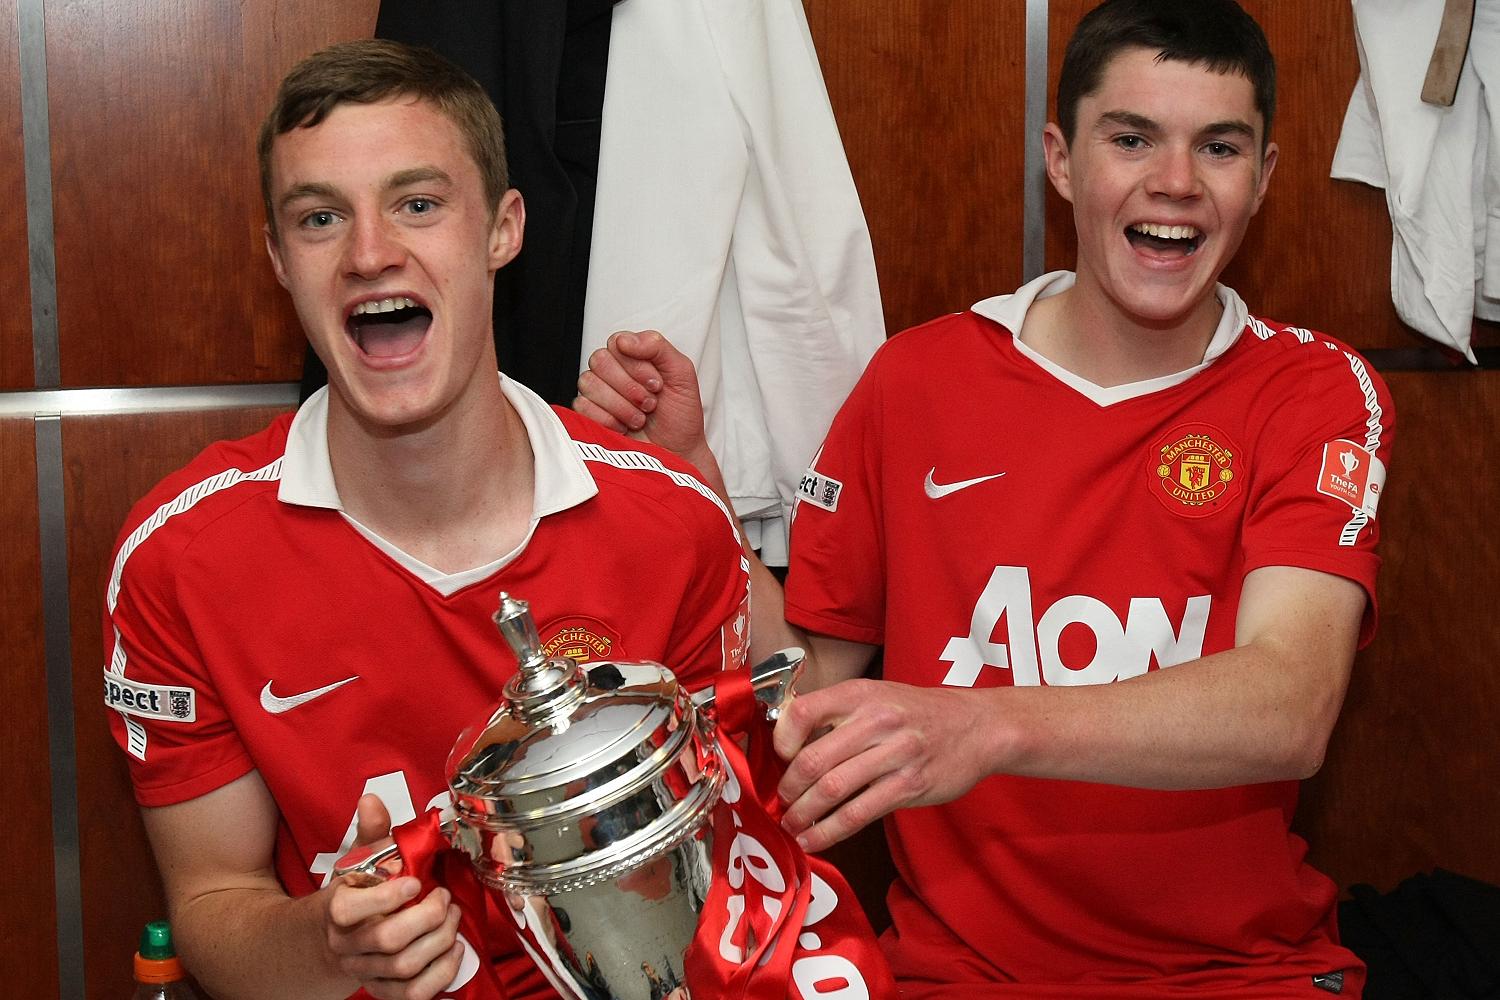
0,0,32,389
803,0,1027,336
1222,2,1415,352
63,404,293,998
1297,371,1500,892
47,0,377,389
0,419,59,997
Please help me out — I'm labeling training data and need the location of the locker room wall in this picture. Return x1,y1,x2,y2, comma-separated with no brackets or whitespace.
3,2,1494,996
4,2,378,997
1,0,29,387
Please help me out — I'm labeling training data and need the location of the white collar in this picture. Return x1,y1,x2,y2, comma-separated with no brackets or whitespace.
970,270,1250,406
277,374,597,592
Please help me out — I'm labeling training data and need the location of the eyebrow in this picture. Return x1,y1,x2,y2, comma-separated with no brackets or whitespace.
1095,110,1158,132
385,166,454,190
1200,119,1257,140
1094,110,1257,141
276,167,456,213
277,181,340,213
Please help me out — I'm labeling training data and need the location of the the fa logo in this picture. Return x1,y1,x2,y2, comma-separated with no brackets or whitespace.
1316,439,1384,517
795,468,843,512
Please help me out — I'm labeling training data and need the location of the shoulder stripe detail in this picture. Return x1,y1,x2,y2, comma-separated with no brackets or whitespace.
573,441,739,536
1337,350,1386,547
105,457,283,759
111,623,148,759
1245,314,1387,454
1340,511,1371,548
1249,316,1389,548
1342,352,1385,454
107,458,285,612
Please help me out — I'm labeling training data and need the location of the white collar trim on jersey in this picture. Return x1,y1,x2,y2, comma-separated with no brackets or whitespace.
971,270,1251,406
278,374,597,594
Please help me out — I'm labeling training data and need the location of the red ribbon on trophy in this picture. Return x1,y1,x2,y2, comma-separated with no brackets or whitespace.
682,668,899,1000
342,811,508,999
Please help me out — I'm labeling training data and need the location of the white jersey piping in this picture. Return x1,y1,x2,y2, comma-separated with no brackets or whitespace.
573,441,740,538
105,458,284,759
1247,316,1386,547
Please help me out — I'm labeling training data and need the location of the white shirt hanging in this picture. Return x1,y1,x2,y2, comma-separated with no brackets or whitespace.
1332,0,1499,363
583,0,886,564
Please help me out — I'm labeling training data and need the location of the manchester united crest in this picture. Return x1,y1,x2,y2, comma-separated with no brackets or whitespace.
540,615,619,664
1149,423,1243,517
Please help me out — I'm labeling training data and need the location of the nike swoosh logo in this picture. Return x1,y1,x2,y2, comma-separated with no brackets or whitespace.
260,676,359,715
924,467,1006,499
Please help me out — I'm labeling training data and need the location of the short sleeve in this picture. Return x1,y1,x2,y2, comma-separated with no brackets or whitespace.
659,467,754,691
104,519,253,807
1241,345,1395,645
783,347,888,646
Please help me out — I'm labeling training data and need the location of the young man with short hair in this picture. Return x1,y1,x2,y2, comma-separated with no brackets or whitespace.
106,40,749,1000
578,1,1393,995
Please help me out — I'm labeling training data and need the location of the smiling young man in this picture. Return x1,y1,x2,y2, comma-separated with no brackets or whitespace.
103,41,750,1000
576,1,1394,996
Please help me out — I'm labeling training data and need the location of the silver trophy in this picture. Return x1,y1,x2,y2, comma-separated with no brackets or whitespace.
335,593,802,1000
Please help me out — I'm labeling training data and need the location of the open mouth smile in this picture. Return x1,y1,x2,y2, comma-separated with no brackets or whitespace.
1125,222,1203,256
346,295,433,358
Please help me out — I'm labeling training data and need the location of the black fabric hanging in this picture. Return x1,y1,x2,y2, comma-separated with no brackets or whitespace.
1339,868,1500,999
299,0,619,405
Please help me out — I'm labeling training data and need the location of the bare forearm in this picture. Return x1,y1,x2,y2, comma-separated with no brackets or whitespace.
985,642,1348,789
172,885,353,1000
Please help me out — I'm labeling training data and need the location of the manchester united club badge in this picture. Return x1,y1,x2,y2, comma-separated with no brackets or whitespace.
539,616,619,664
1149,423,1243,517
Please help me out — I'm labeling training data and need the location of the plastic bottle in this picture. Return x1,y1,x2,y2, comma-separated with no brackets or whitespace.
132,920,199,1000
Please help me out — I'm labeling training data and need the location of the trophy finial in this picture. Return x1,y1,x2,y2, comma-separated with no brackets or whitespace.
493,592,583,706
494,592,547,673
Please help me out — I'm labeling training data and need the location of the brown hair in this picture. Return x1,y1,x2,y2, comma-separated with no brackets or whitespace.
1057,0,1275,148
258,39,508,237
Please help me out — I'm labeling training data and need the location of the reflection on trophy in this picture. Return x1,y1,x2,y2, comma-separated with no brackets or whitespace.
335,593,802,1000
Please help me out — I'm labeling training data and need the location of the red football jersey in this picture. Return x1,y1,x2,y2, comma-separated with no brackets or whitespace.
784,275,1394,998
104,380,750,999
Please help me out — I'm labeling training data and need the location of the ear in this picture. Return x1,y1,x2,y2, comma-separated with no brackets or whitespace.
1042,123,1075,204
1250,140,1278,215
264,224,290,290
488,189,525,272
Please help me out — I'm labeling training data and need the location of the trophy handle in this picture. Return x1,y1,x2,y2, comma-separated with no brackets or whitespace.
332,816,462,886
331,836,406,887
691,647,805,720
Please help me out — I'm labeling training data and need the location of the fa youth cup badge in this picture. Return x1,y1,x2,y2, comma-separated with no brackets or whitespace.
1315,439,1384,517
540,616,619,664
1149,423,1243,517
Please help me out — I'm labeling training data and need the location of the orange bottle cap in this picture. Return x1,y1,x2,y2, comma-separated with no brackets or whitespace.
134,952,185,985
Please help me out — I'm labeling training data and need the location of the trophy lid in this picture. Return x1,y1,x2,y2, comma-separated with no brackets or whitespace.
445,594,705,838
